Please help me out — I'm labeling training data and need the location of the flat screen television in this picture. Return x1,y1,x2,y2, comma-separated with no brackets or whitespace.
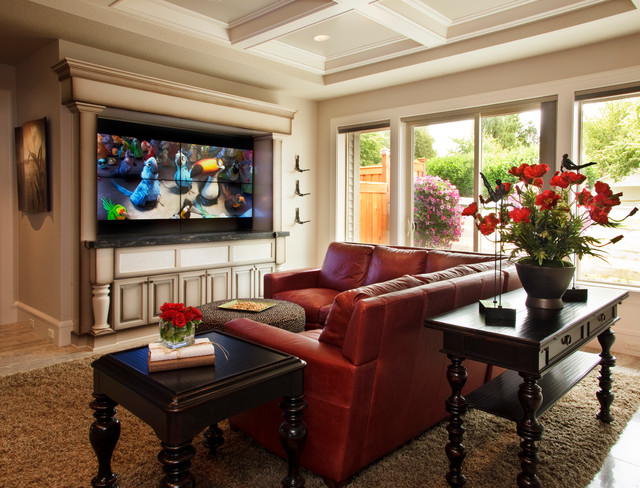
96,118,254,237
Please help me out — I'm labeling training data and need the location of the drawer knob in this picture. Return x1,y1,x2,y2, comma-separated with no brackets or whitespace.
561,335,572,345
598,313,607,322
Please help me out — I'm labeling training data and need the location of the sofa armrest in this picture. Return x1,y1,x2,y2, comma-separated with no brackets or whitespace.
264,268,321,298
225,318,375,405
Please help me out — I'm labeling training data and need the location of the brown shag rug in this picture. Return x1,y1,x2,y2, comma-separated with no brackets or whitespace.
1,356,639,488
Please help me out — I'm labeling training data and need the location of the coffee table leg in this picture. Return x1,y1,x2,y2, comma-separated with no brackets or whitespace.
203,422,224,454
279,394,307,488
596,327,616,424
444,354,468,487
158,441,196,488
516,373,543,488
89,393,121,488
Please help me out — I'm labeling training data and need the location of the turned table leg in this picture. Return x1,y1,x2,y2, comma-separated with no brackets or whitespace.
596,327,616,424
203,422,224,454
279,393,307,488
516,373,543,488
89,393,121,488
158,441,196,488
444,354,468,487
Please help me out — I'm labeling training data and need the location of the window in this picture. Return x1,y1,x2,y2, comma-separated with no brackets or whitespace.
339,124,391,244
576,88,640,287
407,101,550,251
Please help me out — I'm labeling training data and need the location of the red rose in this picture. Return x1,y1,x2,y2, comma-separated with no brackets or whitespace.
172,312,187,328
462,202,478,216
509,207,531,223
535,190,560,210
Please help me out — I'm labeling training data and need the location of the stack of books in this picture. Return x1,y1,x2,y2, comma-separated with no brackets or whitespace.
148,338,216,372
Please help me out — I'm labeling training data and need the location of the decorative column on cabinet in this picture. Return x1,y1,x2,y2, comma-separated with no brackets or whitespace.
66,102,114,335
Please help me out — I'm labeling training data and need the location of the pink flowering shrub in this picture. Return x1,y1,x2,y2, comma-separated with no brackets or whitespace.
413,175,463,248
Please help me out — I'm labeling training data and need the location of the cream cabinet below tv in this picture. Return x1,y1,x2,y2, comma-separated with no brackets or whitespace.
86,233,287,336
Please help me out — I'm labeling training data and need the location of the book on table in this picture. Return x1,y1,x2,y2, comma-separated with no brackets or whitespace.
148,338,215,372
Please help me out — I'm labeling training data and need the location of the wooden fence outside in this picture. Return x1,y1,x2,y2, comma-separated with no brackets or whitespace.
359,154,426,244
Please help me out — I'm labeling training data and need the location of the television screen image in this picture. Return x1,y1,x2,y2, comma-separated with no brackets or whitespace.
96,131,254,227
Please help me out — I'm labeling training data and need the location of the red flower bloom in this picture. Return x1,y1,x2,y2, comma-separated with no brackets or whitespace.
595,181,613,197
462,202,478,216
577,188,593,207
478,213,499,235
549,171,585,189
523,163,549,180
589,205,611,224
536,190,561,210
508,164,527,179
509,207,531,223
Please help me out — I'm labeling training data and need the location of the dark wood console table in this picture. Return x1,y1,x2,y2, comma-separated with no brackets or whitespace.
425,286,628,488
90,330,307,488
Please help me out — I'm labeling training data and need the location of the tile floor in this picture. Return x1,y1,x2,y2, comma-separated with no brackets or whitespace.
2,323,639,486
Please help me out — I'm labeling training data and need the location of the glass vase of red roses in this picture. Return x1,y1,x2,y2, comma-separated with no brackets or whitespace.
158,302,201,349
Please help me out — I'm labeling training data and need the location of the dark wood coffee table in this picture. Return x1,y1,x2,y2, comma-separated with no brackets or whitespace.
89,330,307,488
425,286,628,488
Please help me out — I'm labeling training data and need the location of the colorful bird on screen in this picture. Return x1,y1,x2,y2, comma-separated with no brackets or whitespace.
101,197,128,220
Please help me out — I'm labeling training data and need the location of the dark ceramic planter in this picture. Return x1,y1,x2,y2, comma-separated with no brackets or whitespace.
515,262,576,310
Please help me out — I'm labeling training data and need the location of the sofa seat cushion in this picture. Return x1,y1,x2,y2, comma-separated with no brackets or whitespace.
274,288,340,326
319,275,423,349
363,246,429,285
426,250,492,272
317,242,375,292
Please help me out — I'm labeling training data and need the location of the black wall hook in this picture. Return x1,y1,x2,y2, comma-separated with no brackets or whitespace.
294,155,309,172
295,180,310,196
295,208,310,224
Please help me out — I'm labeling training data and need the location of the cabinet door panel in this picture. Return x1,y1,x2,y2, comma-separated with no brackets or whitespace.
207,268,231,302
180,272,207,308
149,274,179,322
254,263,275,298
112,278,148,330
232,265,254,299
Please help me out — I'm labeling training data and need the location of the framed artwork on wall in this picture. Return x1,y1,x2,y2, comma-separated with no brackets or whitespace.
15,117,49,212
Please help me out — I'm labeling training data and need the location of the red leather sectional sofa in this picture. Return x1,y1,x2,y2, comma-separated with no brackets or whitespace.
225,242,521,487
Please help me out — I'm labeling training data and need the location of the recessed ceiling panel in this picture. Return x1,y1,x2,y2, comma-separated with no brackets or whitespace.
163,0,281,24
277,10,404,58
417,0,519,22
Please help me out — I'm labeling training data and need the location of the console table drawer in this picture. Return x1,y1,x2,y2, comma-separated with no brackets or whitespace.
541,303,617,367
543,323,586,365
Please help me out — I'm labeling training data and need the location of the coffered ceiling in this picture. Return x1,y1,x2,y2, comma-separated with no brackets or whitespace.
1,0,640,99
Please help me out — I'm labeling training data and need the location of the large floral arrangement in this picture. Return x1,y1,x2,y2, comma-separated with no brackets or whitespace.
159,302,202,346
414,175,463,248
462,162,637,266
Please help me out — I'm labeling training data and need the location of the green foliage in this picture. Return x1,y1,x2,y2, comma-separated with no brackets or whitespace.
482,114,538,149
582,99,640,183
413,127,436,160
423,154,474,197
360,131,390,166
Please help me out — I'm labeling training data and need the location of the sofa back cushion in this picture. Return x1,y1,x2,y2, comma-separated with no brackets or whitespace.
317,242,375,291
426,250,493,272
363,246,429,285
319,275,423,349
